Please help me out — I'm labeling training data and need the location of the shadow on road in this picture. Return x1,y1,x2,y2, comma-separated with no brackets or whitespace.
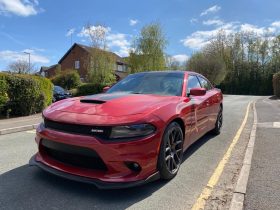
0,133,215,210
268,96,279,100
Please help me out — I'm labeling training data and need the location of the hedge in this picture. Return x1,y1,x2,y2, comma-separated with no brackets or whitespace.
0,78,9,112
273,72,280,97
75,83,109,96
51,70,81,90
0,73,53,116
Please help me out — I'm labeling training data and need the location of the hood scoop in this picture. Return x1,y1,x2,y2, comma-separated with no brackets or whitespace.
80,99,106,104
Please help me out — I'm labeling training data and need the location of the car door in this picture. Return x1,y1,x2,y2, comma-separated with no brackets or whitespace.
185,75,210,145
197,76,216,131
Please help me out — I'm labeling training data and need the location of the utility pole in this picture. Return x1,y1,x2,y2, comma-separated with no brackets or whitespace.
24,52,31,72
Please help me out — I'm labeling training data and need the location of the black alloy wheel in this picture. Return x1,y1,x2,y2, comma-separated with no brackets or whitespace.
212,106,223,135
158,122,184,180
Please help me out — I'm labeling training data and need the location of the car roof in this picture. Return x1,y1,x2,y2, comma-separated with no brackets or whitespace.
131,70,198,75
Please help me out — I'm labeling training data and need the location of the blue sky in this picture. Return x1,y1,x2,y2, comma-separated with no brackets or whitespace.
0,0,280,70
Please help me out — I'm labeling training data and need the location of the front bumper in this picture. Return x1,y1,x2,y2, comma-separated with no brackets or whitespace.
29,155,160,189
32,121,164,187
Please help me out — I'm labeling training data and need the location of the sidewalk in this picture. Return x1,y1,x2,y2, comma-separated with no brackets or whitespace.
244,97,280,209
0,114,42,135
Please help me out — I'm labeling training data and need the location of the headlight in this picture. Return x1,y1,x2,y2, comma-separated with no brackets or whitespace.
110,124,156,139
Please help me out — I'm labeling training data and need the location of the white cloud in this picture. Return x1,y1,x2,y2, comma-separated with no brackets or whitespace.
172,54,189,63
181,19,280,50
190,18,198,24
181,23,238,49
203,19,224,26
0,49,50,64
78,25,111,38
129,19,138,26
78,25,131,57
107,33,130,57
271,21,280,28
200,5,221,16
0,0,41,17
66,28,75,37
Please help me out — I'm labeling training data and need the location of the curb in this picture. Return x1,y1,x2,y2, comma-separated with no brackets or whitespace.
0,124,39,135
229,102,257,210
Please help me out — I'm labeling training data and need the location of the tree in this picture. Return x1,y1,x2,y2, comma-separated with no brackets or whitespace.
165,55,186,70
128,23,167,72
83,23,116,84
8,60,34,74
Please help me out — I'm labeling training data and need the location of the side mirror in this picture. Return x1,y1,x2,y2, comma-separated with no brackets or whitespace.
103,86,110,93
190,88,206,96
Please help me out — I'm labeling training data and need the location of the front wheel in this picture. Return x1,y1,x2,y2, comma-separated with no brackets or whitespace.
157,122,184,180
212,106,223,135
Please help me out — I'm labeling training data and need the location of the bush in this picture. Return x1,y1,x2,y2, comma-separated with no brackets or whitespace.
0,73,53,116
273,72,280,97
0,78,9,112
51,70,81,90
76,83,109,96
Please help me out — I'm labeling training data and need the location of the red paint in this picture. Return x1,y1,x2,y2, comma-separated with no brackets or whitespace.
34,71,223,184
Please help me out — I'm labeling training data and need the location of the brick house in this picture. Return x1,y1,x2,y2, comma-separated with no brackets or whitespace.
41,43,128,81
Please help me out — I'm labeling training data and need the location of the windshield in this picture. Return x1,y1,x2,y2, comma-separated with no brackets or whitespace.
107,72,184,96
54,86,65,94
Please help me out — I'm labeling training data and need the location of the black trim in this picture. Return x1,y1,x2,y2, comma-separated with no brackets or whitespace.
29,155,160,189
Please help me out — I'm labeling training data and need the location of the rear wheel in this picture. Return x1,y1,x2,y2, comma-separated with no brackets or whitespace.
212,106,223,135
157,122,184,180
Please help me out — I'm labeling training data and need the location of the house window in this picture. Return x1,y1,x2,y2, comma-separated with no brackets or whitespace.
117,64,123,72
75,60,80,69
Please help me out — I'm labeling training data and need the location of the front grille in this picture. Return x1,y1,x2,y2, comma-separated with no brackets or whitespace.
40,139,107,171
44,118,111,138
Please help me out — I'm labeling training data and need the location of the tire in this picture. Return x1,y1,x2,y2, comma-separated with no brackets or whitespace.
212,106,223,135
157,122,184,180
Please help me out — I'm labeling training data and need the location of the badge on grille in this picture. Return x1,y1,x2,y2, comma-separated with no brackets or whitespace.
90,129,104,133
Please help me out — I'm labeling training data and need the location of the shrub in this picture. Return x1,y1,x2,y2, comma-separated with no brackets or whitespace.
0,78,9,112
0,73,53,116
76,83,109,96
51,70,81,90
273,72,280,97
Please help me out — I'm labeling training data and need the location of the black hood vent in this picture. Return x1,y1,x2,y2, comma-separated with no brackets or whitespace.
80,99,106,104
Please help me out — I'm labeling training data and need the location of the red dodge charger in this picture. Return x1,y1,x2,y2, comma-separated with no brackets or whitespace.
30,71,223,189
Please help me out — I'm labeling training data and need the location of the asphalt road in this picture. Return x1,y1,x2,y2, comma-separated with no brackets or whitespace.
0,95,261,210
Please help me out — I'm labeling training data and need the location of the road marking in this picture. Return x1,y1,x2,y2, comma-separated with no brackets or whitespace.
192,102,252,210
26,130,36,134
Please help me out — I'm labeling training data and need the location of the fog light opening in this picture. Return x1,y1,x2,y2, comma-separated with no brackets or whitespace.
125,161,142,172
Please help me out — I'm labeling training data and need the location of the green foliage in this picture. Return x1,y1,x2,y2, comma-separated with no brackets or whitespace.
0,78,9,112
34,76,54,107
187,31,280,95
87,49,116,85
51,70,81,90
0,73,53,116
187,50,226,85
128,23,167,72
76,83,109,96
273,72,280,97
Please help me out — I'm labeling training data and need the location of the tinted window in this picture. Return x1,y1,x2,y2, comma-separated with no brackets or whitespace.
54,86,65,94
107,72,184,96
187,75,201,94
198,76,212,90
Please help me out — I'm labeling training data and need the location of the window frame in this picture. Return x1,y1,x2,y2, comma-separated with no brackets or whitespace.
186,74,202,96
197,75,213,91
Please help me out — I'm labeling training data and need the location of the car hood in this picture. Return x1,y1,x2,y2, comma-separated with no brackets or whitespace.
45,92,179,117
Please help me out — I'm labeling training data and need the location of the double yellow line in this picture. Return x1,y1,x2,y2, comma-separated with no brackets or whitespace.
192,102,251,210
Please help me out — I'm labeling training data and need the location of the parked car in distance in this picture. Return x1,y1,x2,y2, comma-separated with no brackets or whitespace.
30,71,223,189
52,85,72,102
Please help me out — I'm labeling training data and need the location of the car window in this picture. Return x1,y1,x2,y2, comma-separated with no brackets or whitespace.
197,76,212,91
186,75,201,95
